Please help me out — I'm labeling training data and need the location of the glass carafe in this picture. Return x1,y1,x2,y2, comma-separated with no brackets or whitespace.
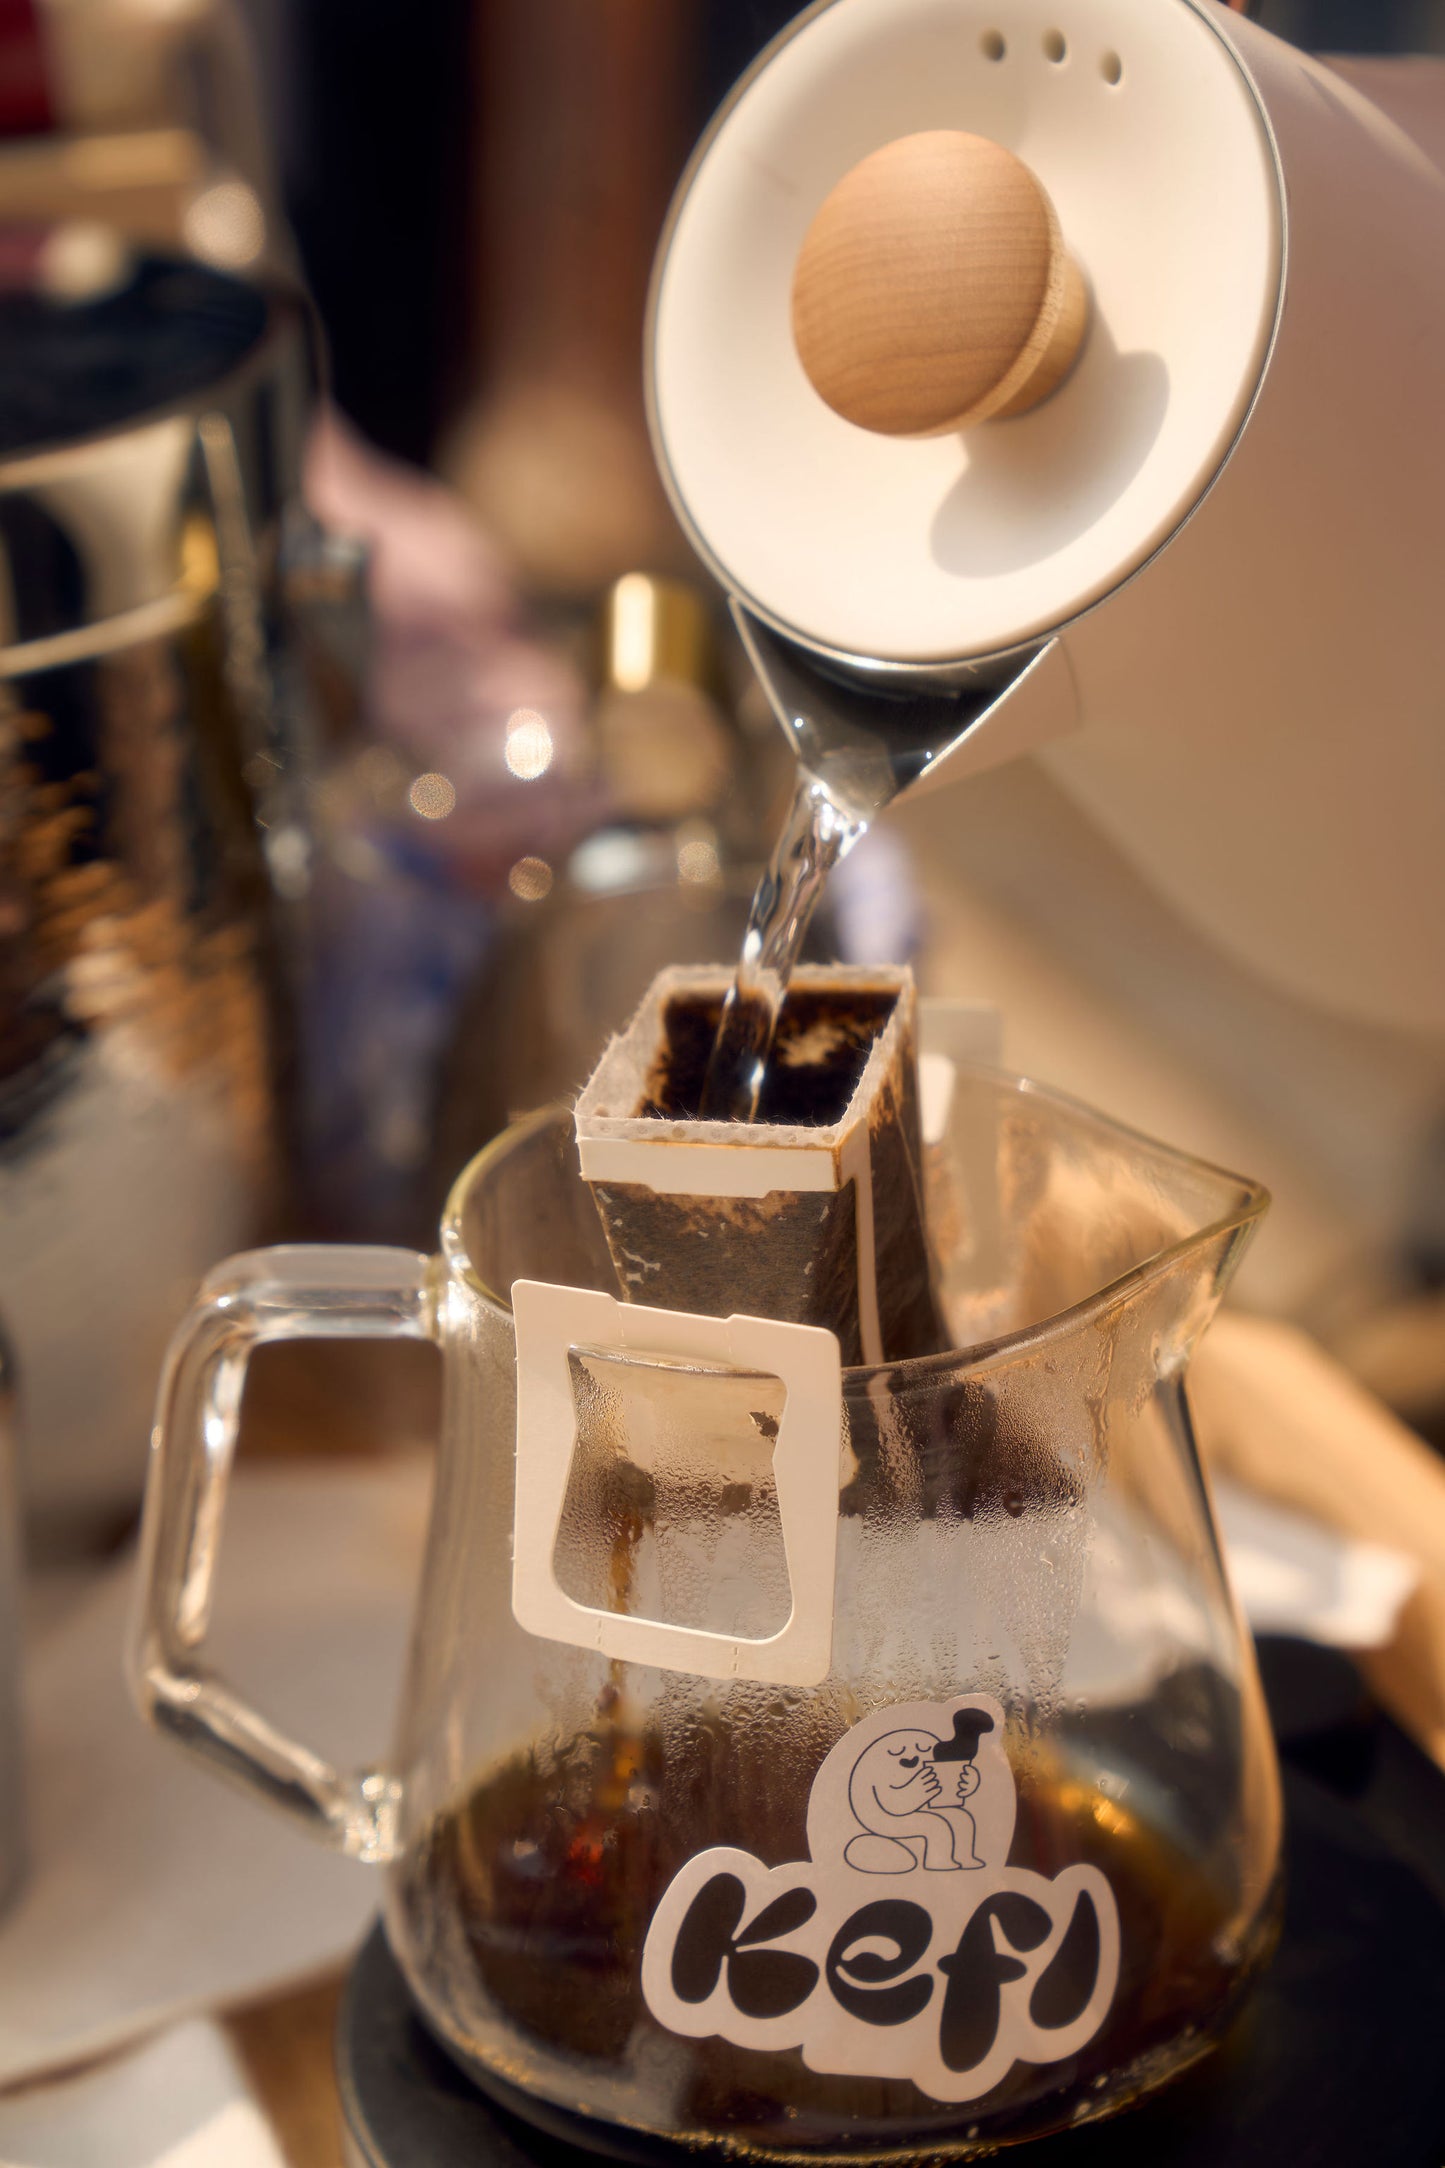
132,1067,1279,2159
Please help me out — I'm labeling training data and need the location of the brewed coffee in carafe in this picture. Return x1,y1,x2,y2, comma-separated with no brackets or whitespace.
698,610,988,1123
136,1074,1280,2162
407,1630,1272,2157
380,1009,1280,2161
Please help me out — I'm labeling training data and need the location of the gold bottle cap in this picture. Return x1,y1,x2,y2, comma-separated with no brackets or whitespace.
599,574,715,697
594,576,731,824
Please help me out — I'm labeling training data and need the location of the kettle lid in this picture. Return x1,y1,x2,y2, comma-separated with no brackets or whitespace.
647,0,1283,667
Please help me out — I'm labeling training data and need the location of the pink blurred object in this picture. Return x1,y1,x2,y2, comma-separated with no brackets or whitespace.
305,406,513,642
303,406,606,891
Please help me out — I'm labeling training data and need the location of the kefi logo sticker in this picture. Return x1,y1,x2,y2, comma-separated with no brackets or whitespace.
641,1695,1120,2104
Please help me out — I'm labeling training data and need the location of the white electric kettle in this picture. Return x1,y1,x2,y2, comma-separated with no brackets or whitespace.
646,0,1445,1031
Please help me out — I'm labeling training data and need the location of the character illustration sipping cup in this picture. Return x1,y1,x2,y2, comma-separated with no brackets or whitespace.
844,1709,993,1873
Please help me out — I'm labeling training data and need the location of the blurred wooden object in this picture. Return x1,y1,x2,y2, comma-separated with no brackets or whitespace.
1193,1311,1445,1772
0,128,204,245
227,1972,345,2168
239,1340,440,1463
1328,1286,1445,1438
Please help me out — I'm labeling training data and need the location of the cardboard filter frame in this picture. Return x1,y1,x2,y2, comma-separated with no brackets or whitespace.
573,963,945,1367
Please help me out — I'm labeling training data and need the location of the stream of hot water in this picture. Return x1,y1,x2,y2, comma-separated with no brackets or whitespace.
698,624,977,1121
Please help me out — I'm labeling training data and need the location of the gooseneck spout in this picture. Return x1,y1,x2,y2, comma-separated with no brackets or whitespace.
731,602,1081,819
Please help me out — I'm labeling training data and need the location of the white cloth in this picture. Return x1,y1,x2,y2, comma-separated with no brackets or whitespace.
0,2020,284,2167
0,1455,430,2090
1213,1474,1419,1651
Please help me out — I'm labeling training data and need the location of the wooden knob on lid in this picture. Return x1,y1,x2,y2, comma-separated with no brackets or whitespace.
791,130,1089,437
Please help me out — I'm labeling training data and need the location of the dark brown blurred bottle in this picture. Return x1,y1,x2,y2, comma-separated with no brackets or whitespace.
445,0,699,597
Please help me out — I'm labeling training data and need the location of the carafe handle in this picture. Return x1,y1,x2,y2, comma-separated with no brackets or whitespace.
129,1245,438,1863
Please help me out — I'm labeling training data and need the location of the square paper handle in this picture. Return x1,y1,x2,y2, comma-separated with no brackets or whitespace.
510,1282,842,1685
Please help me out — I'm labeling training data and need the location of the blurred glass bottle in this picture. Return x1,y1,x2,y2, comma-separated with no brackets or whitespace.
426,573,802,1196
297,427,606,1245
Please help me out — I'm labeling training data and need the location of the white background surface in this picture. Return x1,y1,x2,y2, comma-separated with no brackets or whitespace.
0,1457,430,2090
